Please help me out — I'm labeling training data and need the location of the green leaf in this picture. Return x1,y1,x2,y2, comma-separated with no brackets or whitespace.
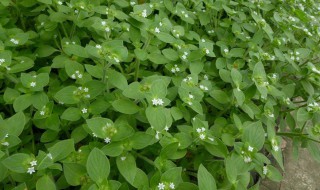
107,69,128,90
112,99,140,114
123,82,144,100
54,86,79,104
63,163,87,186
61,107,81,121
228,48,245,57
267,165,283,182
198,164,217,190
85,64,103,79
48,139,75,162
231,68,242,86
131,132,154,150
36,175,56,190
2,153,31,173
253,62,266,81
3,88,20,104
134,49,148,61
6,112,25,136
233,89,245,106
162,48,179,61
155,33,176,43
86,117,114,139
13,94,33,112
37,0,52,4
36,45,57,57
63,44,88,58
242,122,265,150
145,107,167,131
116,154,137,185
161,167,183,185
87,148,110,183
210,90,230,104
296,107,311,123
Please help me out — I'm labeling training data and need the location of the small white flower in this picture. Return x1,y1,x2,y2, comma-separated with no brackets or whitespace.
152,98,158,105
184,14,188,18
114,57,120,63
81,108,87,114
208,137,214,142
188,94,194,99
201,39,205,42
95,44,102,49
196,128,202,133
141,9,147,18
27,167,35,174
58,1,63,5
5,134,8,138
248,146,254,152
121,156,126,161
10,38,19,45
0,59,5,64
104,137,111,143
201,127,206,132
183,51,188,55
224,48,229,53
164,126,169,131
84,87,89,92
101,21,106,26
157,98,164,106
159,22,163,26
72,41,76,45
154,27,160,33
263,166,268,175
181,55,187,60
244,156,252,163
92,133,97,137
1,142,9,146
169,182,175,189
149,4,153,8
30,82,36,87
171,68,176,73
268,113,274,118
75,9,79,14
199,134,206,140
40,111,45,116
105,27,110,32
130,1,136,6
47,153,53,159
204,75,208,80
155,131,160,139
80,5,85,9
158,182,165,190
273,145,279,152
205,48,210,54
188,101,192,106
30,160,37,166
77,74,83,78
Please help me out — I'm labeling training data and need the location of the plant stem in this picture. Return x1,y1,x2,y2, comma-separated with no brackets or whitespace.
134,35,151,81
134,152,155,166
277,132,320,144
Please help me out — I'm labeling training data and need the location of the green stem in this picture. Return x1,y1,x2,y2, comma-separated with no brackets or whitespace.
134,35,152,81
4,73,19,84
60,23,69,38
277,132,320,144
134,152,155,166
70,11,81,38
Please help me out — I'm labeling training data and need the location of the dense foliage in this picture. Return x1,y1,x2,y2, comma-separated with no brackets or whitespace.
1,0,320,189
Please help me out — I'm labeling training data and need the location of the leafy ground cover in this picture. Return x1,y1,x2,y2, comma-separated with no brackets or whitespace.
0,0,320,189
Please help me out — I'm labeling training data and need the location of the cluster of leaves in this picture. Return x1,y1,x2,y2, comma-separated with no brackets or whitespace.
1,0,320,189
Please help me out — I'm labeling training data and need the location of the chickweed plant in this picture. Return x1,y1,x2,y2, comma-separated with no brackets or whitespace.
0,0,320,189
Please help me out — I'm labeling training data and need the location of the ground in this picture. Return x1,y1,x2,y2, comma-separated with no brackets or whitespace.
261,138,320,190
